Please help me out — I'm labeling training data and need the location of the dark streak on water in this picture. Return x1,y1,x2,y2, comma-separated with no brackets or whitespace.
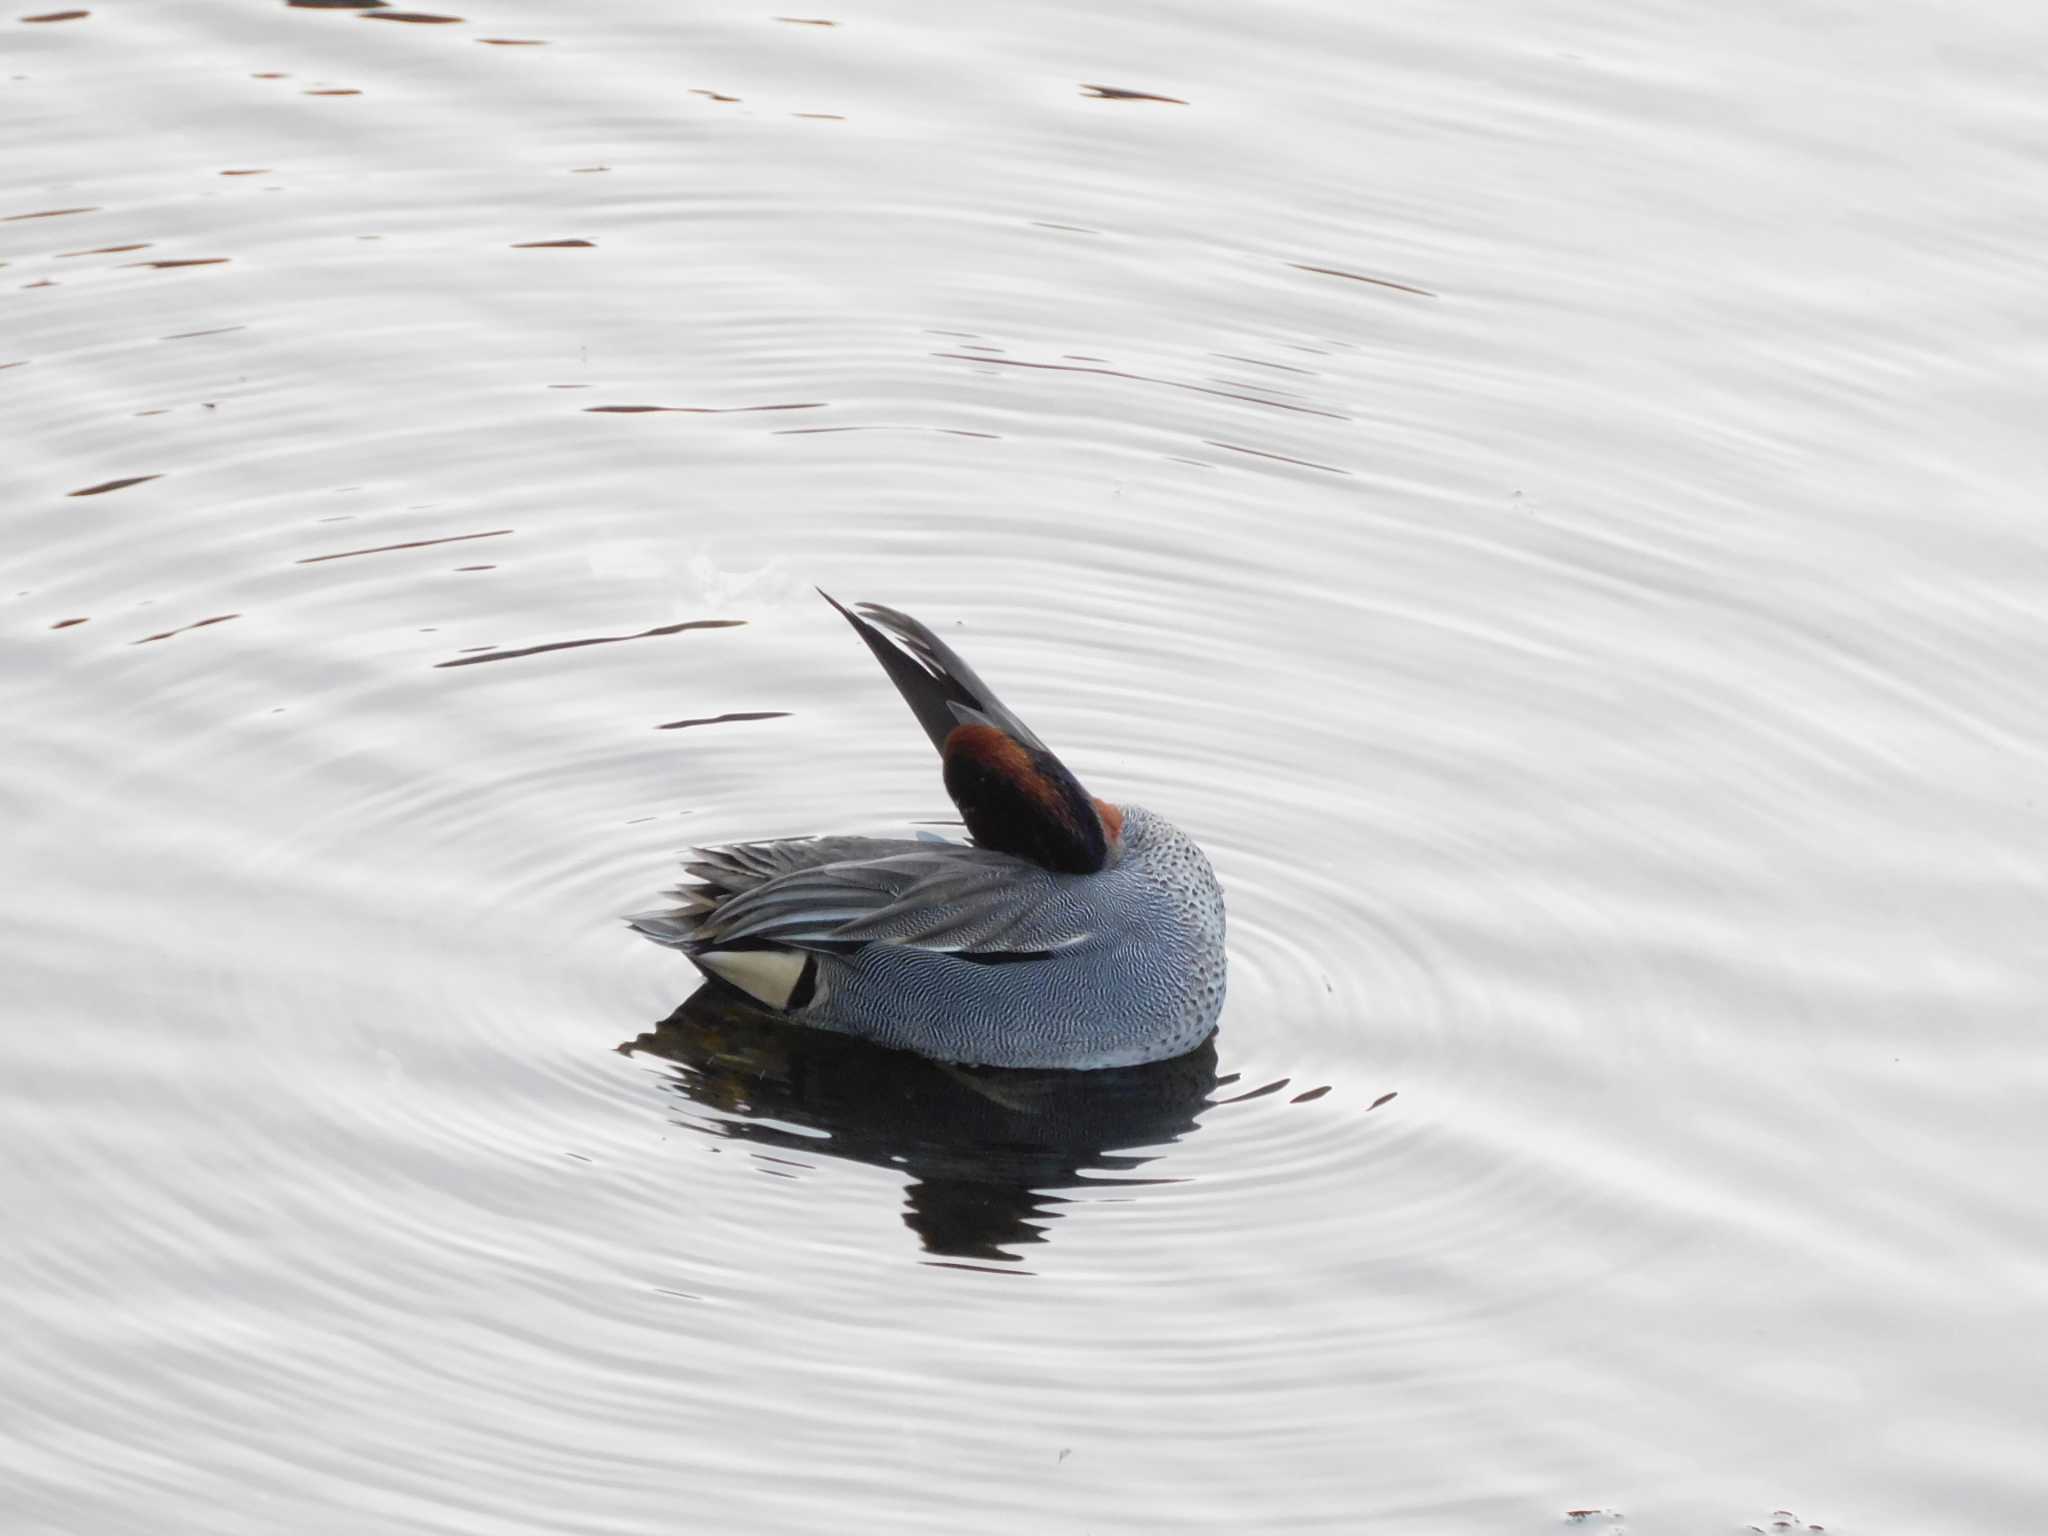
1212,352,1317,377
134,613,239,645
1287,262,1438,298
67,474,162,497
1207,376,1305,397
931,353,1347,420
433,619,745,669
294,529,512,564
654,711,793,731
1079,83,1187,104
772,426,999,439
1203,440,1350,475
1215,1078,1289,1105
583,402,824,414
511,239,593,248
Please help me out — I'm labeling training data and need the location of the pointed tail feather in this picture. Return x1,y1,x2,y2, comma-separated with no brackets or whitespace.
817,589,1045,755
625,909,705,948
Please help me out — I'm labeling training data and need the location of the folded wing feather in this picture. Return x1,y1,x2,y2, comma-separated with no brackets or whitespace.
639,838,1088,959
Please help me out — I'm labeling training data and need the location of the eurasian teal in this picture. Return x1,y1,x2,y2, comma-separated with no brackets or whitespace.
629,594,1226,1069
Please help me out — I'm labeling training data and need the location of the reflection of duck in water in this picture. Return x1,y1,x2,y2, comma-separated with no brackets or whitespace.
619,986,1220,1264
629,594,1226,1069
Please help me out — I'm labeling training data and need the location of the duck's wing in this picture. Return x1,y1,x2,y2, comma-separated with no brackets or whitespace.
698,844,1085,956
632,839,1088,1013
627,835,926,948
674,835,933,902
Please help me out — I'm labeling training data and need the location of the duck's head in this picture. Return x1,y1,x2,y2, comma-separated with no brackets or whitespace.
942,718,1122,875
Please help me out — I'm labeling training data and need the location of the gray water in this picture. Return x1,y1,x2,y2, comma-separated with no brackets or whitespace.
6,2,2046,1532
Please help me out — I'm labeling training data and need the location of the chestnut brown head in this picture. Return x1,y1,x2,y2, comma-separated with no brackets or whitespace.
943,723,1114,875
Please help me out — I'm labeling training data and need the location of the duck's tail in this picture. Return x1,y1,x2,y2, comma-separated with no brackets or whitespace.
817,590,1048,756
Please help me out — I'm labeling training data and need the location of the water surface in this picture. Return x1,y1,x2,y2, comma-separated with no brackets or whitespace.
7,1,2046,1532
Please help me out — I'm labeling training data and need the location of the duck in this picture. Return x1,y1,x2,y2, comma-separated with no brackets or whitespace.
628,593,1226,1070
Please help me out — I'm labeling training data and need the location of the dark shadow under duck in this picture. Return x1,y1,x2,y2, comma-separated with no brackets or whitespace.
618,985,1221,1264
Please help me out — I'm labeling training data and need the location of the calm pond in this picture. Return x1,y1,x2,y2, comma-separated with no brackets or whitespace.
6,1,2044,1532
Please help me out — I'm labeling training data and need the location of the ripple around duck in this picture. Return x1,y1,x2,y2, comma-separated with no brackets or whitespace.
9,336,2018,1526
33,545,1627,1315
18,496,1729,1322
